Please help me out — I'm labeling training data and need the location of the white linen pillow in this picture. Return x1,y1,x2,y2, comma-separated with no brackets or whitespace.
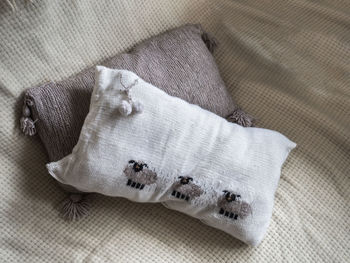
46,66,296,246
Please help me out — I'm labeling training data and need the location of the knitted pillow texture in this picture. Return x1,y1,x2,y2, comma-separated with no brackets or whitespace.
46,67,296,246
21,24,253,164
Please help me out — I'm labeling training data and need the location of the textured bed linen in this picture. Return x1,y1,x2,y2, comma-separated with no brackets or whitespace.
1,0,349,262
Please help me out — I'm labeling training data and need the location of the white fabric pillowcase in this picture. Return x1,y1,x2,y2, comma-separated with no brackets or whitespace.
47,66,296,246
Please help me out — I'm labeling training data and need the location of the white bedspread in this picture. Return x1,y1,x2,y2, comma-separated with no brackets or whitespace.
0,0,349,262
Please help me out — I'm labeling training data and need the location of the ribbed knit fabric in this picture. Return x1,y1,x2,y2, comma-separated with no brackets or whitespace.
25,24,253,162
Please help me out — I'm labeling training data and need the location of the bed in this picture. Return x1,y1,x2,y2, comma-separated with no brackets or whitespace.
1,0,349,262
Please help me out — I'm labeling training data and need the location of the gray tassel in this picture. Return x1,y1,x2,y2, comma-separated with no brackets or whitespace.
202,32,218,53
20,117,37,136
60,194,92,221
20,97,37,136
227,108,255,127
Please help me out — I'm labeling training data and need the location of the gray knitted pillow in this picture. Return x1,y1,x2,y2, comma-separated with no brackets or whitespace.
20,24,254,220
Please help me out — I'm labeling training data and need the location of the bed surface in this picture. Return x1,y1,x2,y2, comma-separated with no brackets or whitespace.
1,1,349,262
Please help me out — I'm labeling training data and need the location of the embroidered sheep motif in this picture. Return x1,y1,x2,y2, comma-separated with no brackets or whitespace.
217,190,251,220
124,160,157,190
171,176,203,201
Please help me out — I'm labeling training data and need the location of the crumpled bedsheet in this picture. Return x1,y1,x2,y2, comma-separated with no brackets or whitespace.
0,0,349,262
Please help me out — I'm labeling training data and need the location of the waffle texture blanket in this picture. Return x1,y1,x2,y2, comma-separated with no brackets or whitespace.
1,0,349,262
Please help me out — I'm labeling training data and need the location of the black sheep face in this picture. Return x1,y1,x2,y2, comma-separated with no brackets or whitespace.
179,176,193,185
217,190,251,220
129,160,148,172
124,160,157,190
223,190,241,202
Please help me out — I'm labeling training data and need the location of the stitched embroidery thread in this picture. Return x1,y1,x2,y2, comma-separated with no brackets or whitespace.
124,160,157,190
217,190,251,220
171,176,203,201
123,161,252,221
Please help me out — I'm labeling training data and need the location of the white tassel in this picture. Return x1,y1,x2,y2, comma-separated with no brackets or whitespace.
116,73,143,116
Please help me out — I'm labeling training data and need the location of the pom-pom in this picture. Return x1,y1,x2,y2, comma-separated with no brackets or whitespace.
60,194,92,221
227,108,254,127
132,100,144,113
118,100,132,116
20,117,36,136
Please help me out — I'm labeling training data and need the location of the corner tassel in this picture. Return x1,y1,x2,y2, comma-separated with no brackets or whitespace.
20,117,37,136
20,96,37,136
116,73,143,116
60,194,92,221
227,108,255,127
202,32,218,53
